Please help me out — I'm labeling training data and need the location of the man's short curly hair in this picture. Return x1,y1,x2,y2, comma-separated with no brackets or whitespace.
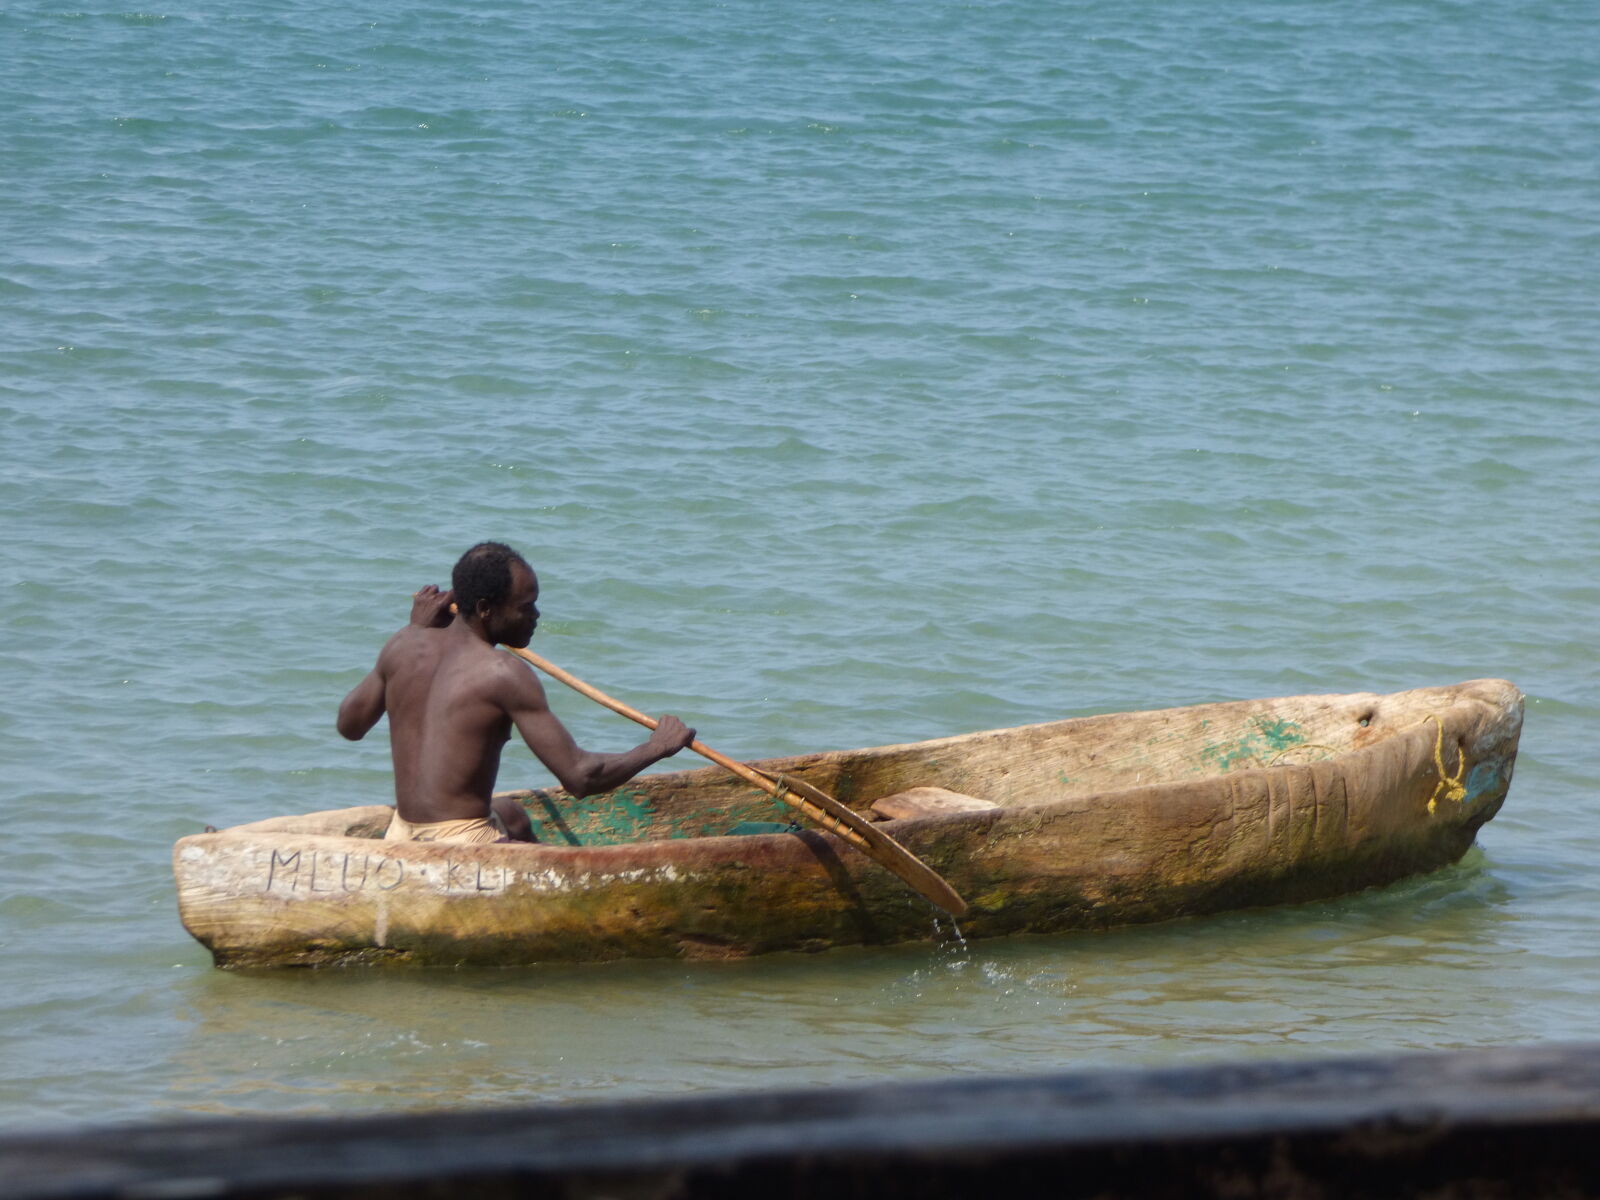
452,542,529,614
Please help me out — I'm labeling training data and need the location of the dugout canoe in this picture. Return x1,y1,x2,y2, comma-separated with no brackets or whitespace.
174,678,1523,969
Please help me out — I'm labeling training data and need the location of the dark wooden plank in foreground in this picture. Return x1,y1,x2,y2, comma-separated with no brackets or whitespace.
8,1043,1600,1199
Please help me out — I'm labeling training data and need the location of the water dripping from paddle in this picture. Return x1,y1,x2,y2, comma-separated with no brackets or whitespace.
930,907,971,971
937,913,969,949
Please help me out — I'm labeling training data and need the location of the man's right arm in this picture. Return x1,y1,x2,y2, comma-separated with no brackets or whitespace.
498,660,695,797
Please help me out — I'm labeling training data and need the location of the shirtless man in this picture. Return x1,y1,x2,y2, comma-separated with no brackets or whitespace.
337,541,697,844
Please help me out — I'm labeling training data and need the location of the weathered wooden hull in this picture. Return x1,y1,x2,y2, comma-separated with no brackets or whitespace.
174,679,1522,969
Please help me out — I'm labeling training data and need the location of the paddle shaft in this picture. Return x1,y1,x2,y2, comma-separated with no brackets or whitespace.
506,646,874,849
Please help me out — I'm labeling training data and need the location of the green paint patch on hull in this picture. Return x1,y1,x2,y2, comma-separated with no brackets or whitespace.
1200,716,1308,773
524,782,795,846
527,787,659,845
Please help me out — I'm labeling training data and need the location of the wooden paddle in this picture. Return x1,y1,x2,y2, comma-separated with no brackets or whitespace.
507,645,968,918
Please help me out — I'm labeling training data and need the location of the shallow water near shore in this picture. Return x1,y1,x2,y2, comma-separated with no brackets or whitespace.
2,0,1597,1130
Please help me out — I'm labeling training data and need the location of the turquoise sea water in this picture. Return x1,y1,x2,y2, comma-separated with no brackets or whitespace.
2,0,1597,1130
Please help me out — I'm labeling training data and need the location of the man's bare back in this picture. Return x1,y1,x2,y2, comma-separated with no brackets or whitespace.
338,543,696,842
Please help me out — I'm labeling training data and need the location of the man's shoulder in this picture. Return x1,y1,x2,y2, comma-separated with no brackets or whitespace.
474,647,546,707
418,637,542,699
377,622,439,662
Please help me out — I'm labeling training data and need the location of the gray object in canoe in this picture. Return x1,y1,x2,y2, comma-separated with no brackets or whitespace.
6,1042,1597,1198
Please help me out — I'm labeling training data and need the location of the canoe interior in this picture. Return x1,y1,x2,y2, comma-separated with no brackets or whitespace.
288,684,1484,848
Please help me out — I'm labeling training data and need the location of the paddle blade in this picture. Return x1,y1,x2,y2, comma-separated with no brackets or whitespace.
777,774,969,918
